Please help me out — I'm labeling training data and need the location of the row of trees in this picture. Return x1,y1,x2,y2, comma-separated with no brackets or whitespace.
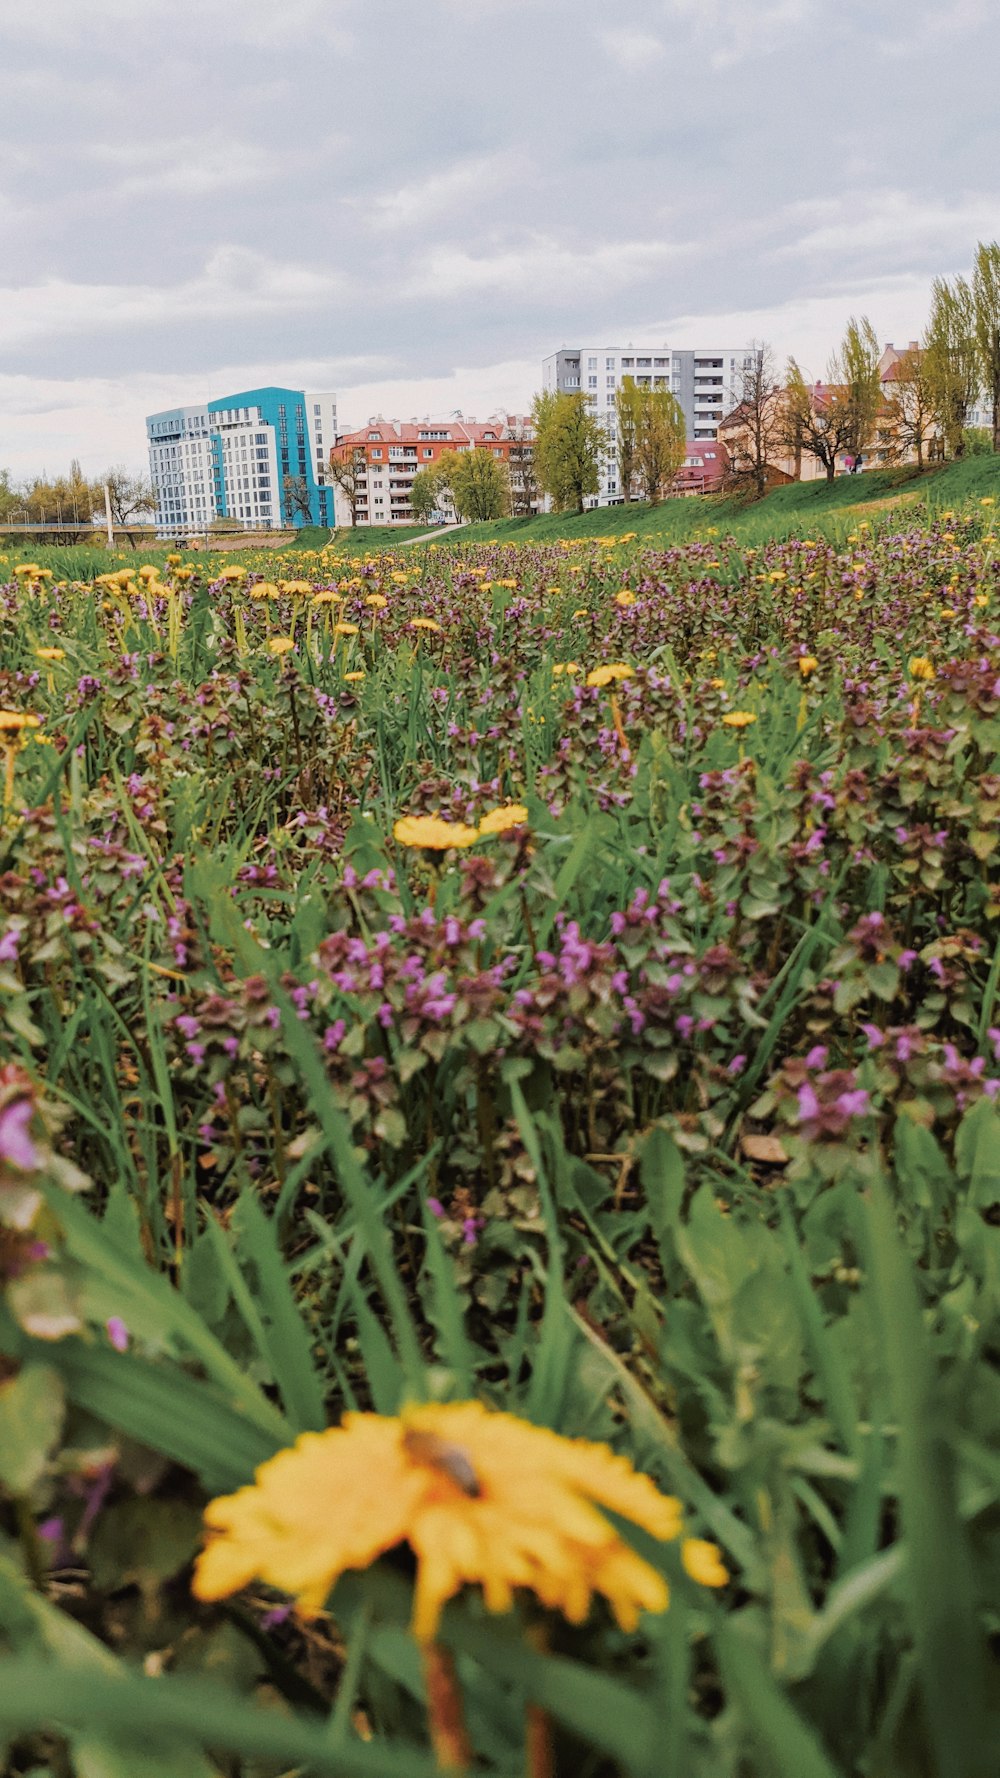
530,379,687,514
730,240,1000,493
0,463,156,539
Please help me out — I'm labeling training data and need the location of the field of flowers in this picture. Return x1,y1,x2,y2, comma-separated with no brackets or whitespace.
0,512,998,1777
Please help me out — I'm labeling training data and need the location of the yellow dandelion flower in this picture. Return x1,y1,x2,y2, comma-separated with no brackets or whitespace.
391,571,409,583
312,588,344,604
344,670,365,682
709,677,726,689
393,814,482,850
680,1538,729,1589
798,656,818,677
721,711,757,729
974,593,989,607
552,662,580,677
267,637,295,656
364,593,388,609
614,590,636,607
333,621,360,636
35,647,65,662
908,656,935,682
193,1400,685,1640
137,565,161,583
250,582,280,600
0,711,41,732
166,553,182,566
217,565,246,582
13,564,42,579
980,496,995,506
280,580,315,596
478,804,529,836
410,618,442,633
939,607,956,619
572,608,588,619
586,663,634,687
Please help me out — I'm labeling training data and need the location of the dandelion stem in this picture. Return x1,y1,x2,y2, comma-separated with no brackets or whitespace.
422,1641,472,1772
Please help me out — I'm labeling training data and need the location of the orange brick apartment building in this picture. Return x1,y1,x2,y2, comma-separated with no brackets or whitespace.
329,413,536,525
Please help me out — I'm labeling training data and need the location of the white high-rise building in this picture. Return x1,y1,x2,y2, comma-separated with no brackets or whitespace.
542,345,749,504
146,386,337,538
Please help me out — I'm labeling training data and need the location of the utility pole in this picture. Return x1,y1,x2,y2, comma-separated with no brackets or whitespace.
103,482,114,546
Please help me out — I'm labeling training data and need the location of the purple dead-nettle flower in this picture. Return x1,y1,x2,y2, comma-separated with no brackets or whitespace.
0,1100,39,1172
106,1317,129,1353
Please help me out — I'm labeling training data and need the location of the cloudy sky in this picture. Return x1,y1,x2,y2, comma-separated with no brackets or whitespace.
3,0,998,478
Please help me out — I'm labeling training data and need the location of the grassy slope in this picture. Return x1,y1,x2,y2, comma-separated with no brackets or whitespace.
446,455,1000,550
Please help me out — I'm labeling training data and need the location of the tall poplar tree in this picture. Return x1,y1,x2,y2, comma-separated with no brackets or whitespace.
972,241,1000,453
924,276,979,458
531,390,604,513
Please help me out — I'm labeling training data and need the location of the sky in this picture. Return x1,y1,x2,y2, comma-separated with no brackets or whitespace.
3,0,999,479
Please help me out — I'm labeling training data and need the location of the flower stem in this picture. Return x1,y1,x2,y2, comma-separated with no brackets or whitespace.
423,1641,472,1772
525,1623,555,1778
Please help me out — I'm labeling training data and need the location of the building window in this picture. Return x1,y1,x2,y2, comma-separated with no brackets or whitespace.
588,376,598,388
606,375,616,387
371,448,382,459
588,357,597,370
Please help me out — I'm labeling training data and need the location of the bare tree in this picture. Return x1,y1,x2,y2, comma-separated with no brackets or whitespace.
723,341,782,498
882,347,938,469
100,467,155,547
326,445,368,526
504,420,539,517
282,475,313,525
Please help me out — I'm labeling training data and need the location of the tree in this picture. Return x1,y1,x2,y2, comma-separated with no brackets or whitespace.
282,475,313,525
882,346,938,469
632,386,686,503
408,467,439,525
102,467,155,526
504,420,539,517
616,377,641,501
326,445,368,526
972,241,1000,453
723,342,783,498
783,315,881,481
924,276,978,459
531,389,604,514
434,448,509,522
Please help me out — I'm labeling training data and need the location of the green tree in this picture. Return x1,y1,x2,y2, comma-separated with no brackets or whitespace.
616,377,641,501
531,390,604,513
433,448,509,521
408,466,440,524
633,385,687,504
972,241,1000,452
783,315,881,481
924,276,979,459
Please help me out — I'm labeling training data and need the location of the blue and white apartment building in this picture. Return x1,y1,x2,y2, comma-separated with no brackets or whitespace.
146,387,337,538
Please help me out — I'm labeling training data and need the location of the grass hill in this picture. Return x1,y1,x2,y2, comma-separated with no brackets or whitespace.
448,454,1000,550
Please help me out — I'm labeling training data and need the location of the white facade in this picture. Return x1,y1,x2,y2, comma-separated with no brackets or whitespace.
542,345,749,504
146,389,337,539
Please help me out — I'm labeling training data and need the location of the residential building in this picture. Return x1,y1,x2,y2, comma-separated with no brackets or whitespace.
146,387,337,537
329,413,537,526
542,344,750,504
671,440,731,496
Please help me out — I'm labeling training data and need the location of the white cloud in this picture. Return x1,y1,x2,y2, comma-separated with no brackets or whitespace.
776,188,1000,270
0,249,349,349
364,151,529,232
8,0,355,49
659,0,818,66
87,133,295,200
405,233,697,302
595,27,665,71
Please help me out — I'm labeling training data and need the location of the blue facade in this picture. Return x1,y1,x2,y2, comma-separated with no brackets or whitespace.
207,387,332,528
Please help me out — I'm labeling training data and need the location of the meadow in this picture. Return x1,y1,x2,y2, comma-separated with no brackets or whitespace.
0,497,998,1777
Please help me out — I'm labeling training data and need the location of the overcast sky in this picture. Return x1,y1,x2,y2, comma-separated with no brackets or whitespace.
3,0,998,478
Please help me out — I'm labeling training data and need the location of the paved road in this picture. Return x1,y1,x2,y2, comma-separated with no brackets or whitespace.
395,522,467,548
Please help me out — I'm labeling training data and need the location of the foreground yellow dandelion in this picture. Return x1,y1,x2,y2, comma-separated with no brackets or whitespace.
614,590,636,607
908,655,935,682
0,711,41,732
35,647,65,662
478,804,529,835
586,663,633,687
394,814,481,850
552,662,580,677
267,637,295,656
364,592,388,609
410,617,443,633
193,1401,713,1640
798,655,818,677
721,711,757,728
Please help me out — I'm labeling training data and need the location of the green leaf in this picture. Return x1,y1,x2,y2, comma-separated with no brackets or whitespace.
715,1621,845,1778
639,1124,685,1282
0,1365,64,1495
